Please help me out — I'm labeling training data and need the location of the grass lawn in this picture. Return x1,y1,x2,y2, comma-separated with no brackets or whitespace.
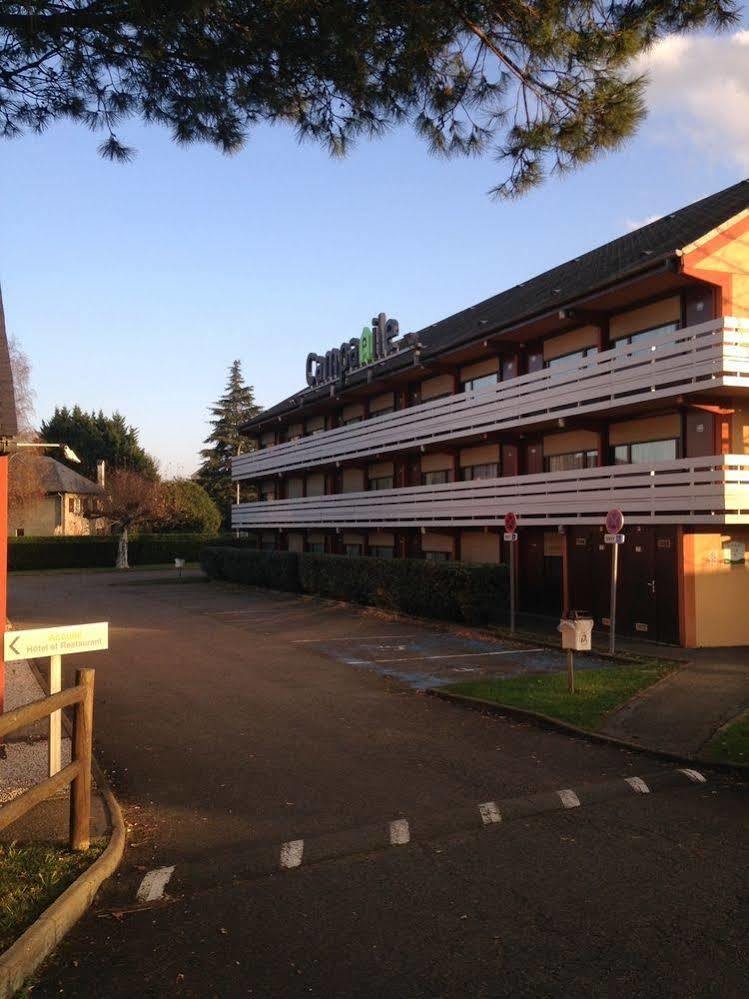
0,841,103,953
445,663,673,731
703,712,749,766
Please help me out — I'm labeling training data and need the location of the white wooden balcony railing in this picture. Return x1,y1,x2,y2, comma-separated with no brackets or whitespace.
233,317,749,482
231,454,749,529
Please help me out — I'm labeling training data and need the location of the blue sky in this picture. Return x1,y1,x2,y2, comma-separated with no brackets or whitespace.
2,26,748,476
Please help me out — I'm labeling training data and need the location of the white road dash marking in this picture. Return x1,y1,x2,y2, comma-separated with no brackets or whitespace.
136,865,175,903
373,649,544,663
279,839,305,869
625,776,650,794
479,801,502,825
292,635,419,644
557,789,581,809
679,768,707,784
389,819,410,845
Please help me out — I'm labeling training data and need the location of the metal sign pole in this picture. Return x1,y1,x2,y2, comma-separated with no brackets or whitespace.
49,653,62,776
510,541,516,635
609,542,619,656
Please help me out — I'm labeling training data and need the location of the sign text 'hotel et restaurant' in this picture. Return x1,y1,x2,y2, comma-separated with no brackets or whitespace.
306,312,401,387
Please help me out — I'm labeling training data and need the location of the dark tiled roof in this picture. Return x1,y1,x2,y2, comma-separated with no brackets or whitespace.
18,454,104,495
417,178,749,358
245,178,749,430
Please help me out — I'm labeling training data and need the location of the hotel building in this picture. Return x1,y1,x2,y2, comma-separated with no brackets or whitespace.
232,181,749,648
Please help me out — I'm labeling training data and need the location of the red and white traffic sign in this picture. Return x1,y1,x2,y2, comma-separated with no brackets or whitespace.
605,508,624,534
504,511,518,534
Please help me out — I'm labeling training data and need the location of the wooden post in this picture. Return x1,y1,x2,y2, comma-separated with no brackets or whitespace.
48,654,62,776
70,668,94,851
566,650,575,694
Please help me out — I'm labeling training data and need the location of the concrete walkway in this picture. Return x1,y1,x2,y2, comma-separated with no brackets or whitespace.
600,648,749,755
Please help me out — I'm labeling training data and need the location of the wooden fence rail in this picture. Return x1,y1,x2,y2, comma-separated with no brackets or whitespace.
0,669,94,850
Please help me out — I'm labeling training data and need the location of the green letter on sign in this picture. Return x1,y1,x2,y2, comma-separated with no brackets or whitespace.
359,326,373,365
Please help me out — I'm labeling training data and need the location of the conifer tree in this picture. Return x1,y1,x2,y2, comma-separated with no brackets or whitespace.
40,406,158,480
197,361,261,525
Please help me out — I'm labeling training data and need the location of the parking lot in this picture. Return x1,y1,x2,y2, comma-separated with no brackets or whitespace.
143,571,612,689
8,569,746,998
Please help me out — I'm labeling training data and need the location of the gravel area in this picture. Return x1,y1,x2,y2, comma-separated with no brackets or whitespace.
1,660,72,804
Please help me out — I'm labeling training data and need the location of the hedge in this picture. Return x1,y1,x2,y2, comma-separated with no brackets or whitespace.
9,534,229,572
200,547,509,626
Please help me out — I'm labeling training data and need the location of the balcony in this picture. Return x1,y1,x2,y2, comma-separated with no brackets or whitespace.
232,454,749,530
233,317,749,483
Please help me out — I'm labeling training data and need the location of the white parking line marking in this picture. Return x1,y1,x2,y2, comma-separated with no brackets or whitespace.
374,649,544,663
557,789,581,809
479,801,502,825
679,768,707,783
389,819,410,845
625,776,650,794
292,635,419,643
279,840,305,868
136,866,175,903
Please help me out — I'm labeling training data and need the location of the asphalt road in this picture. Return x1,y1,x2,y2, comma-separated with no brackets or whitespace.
8,569,748,998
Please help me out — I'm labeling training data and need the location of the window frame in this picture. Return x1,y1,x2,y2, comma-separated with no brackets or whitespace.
611,438,681,465
368,475,394,491
461,462,500,481
461,371,499,394
543,450,599,473
422,469,454,486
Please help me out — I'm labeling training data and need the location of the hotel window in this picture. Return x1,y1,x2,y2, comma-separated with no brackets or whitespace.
544,450,598,473
620,322,679,346
462,463,499,481
260,540,276,552
422,469,454,486
546,346,598,369
369,476,394,491
370,406,394,417
370,545,395,559
345,543,363,557
462,372,499,393
308,542,325,554
613,439,680,464
424,550,451,562
342,414,364,426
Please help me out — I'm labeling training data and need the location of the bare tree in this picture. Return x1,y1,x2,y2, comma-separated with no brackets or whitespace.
7,452,47,519
86,468,165,568
8,336,36,440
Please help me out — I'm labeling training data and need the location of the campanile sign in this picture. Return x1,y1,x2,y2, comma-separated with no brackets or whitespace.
306,312,401,387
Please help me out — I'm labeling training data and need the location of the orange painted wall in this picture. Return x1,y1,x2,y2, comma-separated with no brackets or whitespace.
682,214,749,318
682,530,749,646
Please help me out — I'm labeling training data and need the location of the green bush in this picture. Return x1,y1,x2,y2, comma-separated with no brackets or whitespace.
9,534,229,571
200,547,509,625
200,547,301,592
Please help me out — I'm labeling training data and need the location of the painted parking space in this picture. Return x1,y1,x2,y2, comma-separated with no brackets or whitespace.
302,630,613,689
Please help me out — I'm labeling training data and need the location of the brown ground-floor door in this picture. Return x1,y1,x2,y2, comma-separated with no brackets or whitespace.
567,525,680,644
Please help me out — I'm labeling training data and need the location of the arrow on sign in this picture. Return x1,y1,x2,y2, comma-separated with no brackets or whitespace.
9,636,20,657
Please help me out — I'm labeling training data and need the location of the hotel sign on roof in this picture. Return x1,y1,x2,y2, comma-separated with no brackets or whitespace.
305,312,402,388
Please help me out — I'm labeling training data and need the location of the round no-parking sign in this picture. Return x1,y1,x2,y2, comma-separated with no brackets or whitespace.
605,508,624,534
504,511,518,534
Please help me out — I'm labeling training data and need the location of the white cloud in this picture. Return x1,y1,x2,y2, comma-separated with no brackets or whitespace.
637,30,749,169
625,213,663,232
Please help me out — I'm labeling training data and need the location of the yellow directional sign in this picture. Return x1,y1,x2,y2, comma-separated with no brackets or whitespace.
3,622,109,662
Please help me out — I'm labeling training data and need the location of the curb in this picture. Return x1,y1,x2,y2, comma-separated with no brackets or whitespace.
0,752,126,998
188,768,708,885
427,689,749,778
